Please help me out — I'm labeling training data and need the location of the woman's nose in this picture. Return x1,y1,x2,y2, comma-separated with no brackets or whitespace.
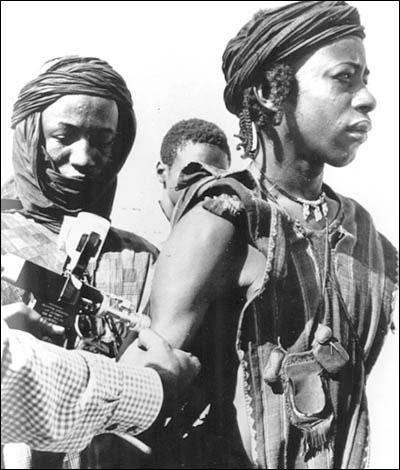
352,85,377,115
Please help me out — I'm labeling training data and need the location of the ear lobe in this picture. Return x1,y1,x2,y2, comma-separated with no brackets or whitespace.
253,85,279,112
156,161,167,186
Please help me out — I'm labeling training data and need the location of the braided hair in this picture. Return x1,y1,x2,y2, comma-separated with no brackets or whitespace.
236,63,294,159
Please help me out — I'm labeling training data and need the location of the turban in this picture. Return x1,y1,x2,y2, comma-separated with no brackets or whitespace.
3,56,136,232
223,1,365,116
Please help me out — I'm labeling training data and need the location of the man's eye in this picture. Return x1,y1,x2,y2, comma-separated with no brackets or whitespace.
53,135,73,145
92,138,116,149
96,140,115,149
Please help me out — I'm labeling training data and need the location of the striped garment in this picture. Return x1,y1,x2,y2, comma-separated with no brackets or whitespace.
1,210,158,469
235,189,397,469
161,163,398,469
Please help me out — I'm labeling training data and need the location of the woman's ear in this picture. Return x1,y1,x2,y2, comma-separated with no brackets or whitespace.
253,84,284,126
253,85,279,113
156,161,167,186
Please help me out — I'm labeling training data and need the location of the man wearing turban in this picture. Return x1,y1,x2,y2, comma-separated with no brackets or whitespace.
1,56,158,468
125,2,397,469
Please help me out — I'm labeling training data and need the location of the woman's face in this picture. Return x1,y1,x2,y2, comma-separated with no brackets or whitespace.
41,94,118,178
283,36,376,167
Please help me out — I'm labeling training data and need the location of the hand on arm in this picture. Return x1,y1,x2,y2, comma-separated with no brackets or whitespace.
119,328,200,413
118,205,246,413
1,310,199,452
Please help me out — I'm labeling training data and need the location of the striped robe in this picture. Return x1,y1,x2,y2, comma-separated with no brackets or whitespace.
156,166,398,469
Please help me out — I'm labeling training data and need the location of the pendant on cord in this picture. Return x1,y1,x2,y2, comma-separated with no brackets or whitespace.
263,175,330,223
301,193,329,222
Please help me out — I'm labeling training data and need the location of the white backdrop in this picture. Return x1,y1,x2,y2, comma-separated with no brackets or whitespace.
1,2,398,468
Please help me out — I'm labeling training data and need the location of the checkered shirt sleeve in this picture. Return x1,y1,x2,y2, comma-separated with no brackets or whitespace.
1,321,163,453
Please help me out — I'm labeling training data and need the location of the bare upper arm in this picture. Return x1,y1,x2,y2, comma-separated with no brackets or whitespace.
149,204,247,349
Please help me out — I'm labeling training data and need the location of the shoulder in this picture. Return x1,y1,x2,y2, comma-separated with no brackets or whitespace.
171,202,240,248
160,201,267,293
336,192,398,282
1,177,17,199
1,211,63,268
162,202,246,275
153,202,247,309
337,191,392,244
336,192,374,222
104,227,159,260
201,193,245,224
172,162,259,225
173,172,267,240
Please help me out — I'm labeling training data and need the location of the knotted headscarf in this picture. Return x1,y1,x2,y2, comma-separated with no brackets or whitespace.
223,1,365,116
3,56,136,232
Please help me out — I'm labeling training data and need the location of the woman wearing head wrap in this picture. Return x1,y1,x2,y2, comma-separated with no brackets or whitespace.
128,2,397,469
1,56,158,469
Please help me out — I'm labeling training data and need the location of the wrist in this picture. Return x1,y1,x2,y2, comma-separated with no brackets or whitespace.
147,365,178,415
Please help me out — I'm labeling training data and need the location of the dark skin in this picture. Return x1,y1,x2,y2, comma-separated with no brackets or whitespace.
256,36,375,230
149,205,264,348
119,205,265,353
120,36,376,460
41,94,118,178
122,34,376,350
156,141,230,221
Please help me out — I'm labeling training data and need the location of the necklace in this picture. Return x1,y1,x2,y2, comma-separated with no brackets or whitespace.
264,175,329,222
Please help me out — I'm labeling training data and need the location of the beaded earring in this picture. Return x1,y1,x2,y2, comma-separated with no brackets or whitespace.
235,94,259,159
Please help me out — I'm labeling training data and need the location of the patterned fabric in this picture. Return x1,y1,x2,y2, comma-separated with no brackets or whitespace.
1,210,158,469
165,163,398,469
2,54,153,469
1,212,157,308
1,320,163,452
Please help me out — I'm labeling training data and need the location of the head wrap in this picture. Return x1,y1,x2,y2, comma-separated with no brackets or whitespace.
3,56,136,232
222,1,365,116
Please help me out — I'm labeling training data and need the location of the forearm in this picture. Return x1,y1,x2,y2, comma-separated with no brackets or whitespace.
1,322,163,453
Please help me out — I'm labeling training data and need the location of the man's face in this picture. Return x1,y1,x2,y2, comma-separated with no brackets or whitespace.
284,36,376,167
41,95,119,178
159,141,230,207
